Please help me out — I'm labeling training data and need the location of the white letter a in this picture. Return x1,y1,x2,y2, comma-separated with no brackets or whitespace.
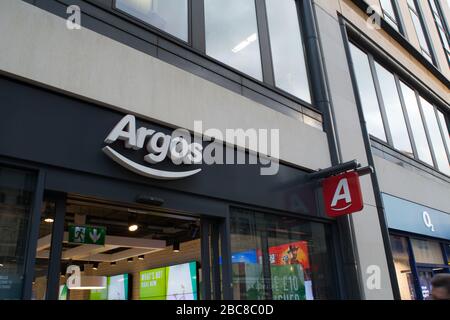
104,115,137,149
331,178,352,208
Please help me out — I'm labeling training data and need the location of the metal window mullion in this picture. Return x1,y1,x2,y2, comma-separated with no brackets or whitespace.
392,0,408,38
439,242,449,267
415,91,440,169
434,0,450,40
369,56,394,146
429,0,450,68
395,75,419,159
406,237,423,300
219,216,233,300
255,0,275,86
413,0,440,68
260,228,273,300
46,194,67,300
22,170,45,300
210,222,221,300
434,106,450,161
200,218,212,300
191,0,206,52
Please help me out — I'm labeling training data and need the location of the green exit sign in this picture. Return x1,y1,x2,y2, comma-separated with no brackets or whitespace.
68,225,106,245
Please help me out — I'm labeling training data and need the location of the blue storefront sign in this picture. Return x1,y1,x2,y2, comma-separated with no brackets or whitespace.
383,193,450,240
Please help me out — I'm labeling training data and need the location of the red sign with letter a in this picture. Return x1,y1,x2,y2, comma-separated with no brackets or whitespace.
322,171,364,218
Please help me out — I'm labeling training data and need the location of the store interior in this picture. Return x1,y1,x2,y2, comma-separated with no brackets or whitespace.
32,196,201,300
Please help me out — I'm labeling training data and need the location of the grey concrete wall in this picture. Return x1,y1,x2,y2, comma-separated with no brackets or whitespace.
314,1,394,300
375,156,450,214
0,0,331,171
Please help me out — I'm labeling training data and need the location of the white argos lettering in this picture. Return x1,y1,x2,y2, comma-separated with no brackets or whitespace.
103,115,202,180
330,178,352,211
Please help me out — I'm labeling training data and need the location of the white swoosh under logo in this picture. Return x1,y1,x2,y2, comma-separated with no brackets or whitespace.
331,203,352,212
102,146,202,180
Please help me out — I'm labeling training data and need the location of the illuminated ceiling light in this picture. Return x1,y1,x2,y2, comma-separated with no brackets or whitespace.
128,213,139,232
92,263,99,271
111,261,116,266
173,241,180,253
127,258,133,263
138,255,145,261
232,33,257,53
0,264,4,268
43,212,54,223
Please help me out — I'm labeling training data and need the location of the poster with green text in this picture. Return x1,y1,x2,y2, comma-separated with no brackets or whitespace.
140,267,166,300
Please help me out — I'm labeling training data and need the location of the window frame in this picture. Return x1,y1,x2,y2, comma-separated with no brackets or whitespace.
0,161,45,300
407,0,439,67
110,0,315,111
379,0,407,36
112,0,192,44
428,0,450,67
348,41,450,177
263,0,313,104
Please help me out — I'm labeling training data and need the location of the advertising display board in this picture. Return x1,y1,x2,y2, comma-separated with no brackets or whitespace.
140,262,198,300
232,241,313,300
89,274,129,300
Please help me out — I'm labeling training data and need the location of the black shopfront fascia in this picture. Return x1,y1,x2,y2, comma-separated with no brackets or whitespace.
0,76,344,299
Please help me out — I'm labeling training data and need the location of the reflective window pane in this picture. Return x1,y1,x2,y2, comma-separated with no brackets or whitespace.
411,238,445,265
407,0,433,62
399,82,433,165
231,209,337,300
115,0,188,41
32,200,55,300
375,62,413,156
420,97,450,175
205,0,263,80
380,0,396,18
0,167,37,299
380,0,399,31
349,43,387,141
265,0,311,103
437,110,450,156
390,235,416,300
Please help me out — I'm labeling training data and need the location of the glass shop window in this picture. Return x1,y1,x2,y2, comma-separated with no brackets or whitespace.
0,167,37,299
389,235,416,300
230,209,337,300
411,238,445,265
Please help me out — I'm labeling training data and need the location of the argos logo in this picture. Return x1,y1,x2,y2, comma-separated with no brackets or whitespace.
322,171,364,218
103,115,203,180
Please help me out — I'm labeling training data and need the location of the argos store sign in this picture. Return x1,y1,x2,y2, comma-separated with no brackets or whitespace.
322,171,364,218
102,115,280,180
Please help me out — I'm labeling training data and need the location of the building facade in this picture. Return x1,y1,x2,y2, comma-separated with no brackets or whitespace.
0,0,448,300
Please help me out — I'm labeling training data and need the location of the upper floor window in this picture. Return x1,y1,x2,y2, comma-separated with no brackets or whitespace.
349,43,387,142
406,0,435,65
437,110,450,155
398,81,434,166
114,0,313,109
115,0,188,41
374,62,413,156
205,0,263,81
349,43,450,176
378,0,402,33
428,0,450,66
265,0,311,103
420,98,450,176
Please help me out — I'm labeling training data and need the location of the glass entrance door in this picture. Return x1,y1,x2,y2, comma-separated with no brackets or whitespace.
32,194,209,300
417,269,433,300
417,267,450,300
